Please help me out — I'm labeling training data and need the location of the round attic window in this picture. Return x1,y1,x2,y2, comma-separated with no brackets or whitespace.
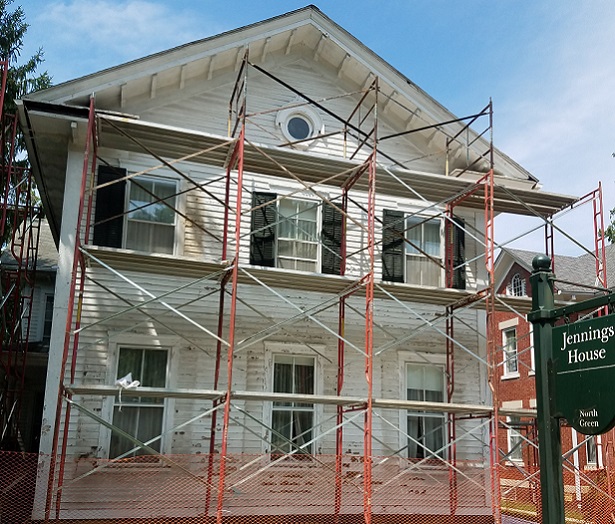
276,106,323,146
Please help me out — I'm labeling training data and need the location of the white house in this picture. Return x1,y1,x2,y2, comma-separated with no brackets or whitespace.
19,6,575,523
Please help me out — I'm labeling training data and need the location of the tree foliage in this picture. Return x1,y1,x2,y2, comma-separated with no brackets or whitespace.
0,0,51,246
1,0,51,157
604,207,615,244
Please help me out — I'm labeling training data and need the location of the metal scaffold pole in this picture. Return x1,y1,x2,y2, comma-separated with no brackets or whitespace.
362,79,378,524
216,50,248,523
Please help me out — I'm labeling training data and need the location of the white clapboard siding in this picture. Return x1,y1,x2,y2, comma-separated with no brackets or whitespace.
136,54,442,174
62,260,489,461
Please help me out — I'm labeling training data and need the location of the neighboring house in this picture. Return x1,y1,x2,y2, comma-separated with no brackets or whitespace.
20,219,58,452
0,218,57,452
494,245,615,513
18,7,576,523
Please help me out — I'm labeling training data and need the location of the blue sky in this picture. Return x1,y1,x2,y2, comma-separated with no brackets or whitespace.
20,0,615,255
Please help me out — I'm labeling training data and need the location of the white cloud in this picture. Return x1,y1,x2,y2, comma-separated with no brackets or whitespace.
33,0,220,82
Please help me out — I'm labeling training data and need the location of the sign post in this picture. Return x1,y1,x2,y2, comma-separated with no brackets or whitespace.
528,255,615,524
528,255,565,524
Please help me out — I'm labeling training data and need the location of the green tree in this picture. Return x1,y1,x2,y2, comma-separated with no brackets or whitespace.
604,207,615,244
1,0,51,157
0,0,51,247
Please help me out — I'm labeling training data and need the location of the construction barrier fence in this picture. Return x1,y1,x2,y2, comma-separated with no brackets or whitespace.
2,451,615,523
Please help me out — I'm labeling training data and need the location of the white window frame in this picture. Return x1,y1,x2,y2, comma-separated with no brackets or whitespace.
276,105,324,147
529,327,535,375
586,436,597,466
499,318,520,379
275,197,321,272
264,342,323,457
122,173,183,255
506,416,524,464
508,273,526,296
398,351,447,462
404,214,444,287
100,334,178,459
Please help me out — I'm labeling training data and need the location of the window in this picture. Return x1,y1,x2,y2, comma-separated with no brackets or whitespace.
110,347,168,458
406,363,445,459
502,328,518,377
507,416,524,462
405,216,442,286
586,436,597,464
508,273,526,296
126,177,177,254
276,107,323,144
382,210,465,289
529,327,535,374
42,295,54,347
287,116,312,141
271,355,315,455
277,199,319,271
250,192,343,274
93,166,178,254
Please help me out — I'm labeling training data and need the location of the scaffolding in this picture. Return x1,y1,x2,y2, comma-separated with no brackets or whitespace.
14,41,611,524
0,58,42,451
494,182,613,523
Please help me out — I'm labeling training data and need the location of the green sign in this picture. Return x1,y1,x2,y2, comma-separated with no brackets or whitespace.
553,313,615,435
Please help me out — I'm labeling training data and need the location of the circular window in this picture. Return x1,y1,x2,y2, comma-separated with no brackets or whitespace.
287,116,312,141
276,106,323,147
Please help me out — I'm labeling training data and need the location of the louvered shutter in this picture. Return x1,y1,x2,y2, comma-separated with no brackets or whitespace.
321,202,343,275
382,209,405,282
452,216,466,290
93,165,126,248
250,192,277,267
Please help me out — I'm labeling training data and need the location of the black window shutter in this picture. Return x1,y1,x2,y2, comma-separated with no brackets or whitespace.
382,209,405,282
452,216,466,290
93,165,126,248
321,202,343,275
250,192,277,267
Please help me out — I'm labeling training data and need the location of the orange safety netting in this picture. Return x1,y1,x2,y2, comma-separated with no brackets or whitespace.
3,451,615,523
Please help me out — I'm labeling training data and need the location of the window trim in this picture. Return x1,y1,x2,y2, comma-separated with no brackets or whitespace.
276,106,324,146
404,215,444,287
276,197,321,273
508,273,526,297
100,334,178,459
501,327,519,379
263,342,324,457
124,174,180,256
529,327,535,376
506,416,524,464
586,435,598,466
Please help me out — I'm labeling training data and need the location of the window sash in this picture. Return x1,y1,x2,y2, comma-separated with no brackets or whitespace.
586,437,597,464
405,217,442,286
509,273,526,296
125,177,177,254
111,347,168,458
272,355,315,454
503,329,518,374
277,199,319,272
406,363,445,459
507,417,524,462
